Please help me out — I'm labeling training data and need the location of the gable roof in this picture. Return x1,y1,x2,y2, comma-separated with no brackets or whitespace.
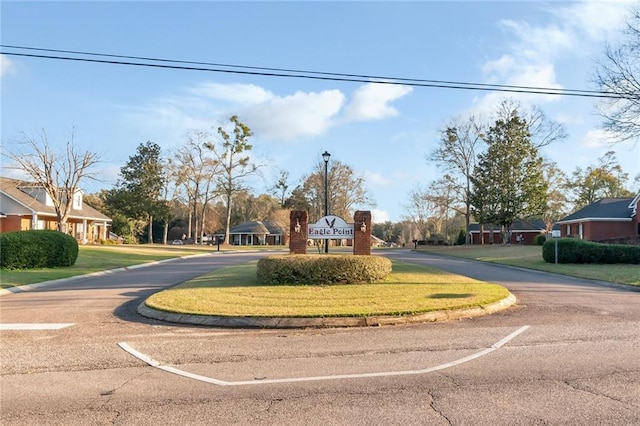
0,177,111,222
557,196,636,224
229,221,285,235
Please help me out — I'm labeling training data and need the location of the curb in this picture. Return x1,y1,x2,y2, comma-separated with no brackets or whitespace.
137,292,518,329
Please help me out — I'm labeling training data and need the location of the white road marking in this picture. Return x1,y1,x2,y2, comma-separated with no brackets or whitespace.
1,323,74,330
119,325,530,387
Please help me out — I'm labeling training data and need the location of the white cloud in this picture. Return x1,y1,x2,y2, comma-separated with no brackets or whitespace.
372,209,390,223
343,83,412,122
124,80,414,144
188,82,275,105
0,54,16,77
365,170,393,187
239,89,346,141
553,0,632,42
472,0,634,117
580,128,619,148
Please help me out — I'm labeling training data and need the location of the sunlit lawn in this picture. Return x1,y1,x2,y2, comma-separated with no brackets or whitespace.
0,244,217,288
416,245,640,286
145,260,510,317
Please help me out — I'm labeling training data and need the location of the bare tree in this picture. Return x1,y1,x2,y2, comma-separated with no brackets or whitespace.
595,7,640,144
205,115,261,245
300,159,374,221
175,131,220,243
403,184,432,241
429,116,484,243
495,99,567,148
542,160,570,233
5,129,100,232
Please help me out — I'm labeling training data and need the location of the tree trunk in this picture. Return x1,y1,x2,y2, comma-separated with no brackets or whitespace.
163,220,168,245
148,215,153,244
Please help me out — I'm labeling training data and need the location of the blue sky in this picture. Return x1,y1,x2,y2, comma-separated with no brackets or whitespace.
2,1,639,223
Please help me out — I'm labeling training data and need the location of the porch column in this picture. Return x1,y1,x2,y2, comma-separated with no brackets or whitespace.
82,219,88,244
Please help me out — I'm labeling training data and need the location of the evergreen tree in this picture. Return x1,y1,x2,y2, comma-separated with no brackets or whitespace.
108,141,168,243
472,112,547,243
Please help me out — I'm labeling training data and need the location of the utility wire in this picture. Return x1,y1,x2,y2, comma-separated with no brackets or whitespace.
1,43,603,95
0,44,632,100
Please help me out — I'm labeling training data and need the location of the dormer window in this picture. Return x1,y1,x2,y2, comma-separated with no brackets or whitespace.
73,191,82,210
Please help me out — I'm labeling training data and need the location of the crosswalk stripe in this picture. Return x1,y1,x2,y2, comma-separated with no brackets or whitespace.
0,323,74,330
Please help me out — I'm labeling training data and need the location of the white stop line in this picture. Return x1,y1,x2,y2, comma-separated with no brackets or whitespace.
119,325,530,387
1,323,74,330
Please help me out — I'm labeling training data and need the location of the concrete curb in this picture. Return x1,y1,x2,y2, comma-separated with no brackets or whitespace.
137,292,518,329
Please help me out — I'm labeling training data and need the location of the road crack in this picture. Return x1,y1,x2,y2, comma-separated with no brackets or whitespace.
428,390,453,425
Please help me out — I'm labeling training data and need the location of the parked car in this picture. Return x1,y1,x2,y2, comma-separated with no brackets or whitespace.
171,239,184,245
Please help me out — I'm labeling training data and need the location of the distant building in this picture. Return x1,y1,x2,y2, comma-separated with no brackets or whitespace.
221,221,286,245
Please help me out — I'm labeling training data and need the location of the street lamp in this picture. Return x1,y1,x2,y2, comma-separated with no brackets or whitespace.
322,151,331,253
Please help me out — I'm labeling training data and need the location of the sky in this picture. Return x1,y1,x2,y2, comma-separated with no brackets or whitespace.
2,1,639,223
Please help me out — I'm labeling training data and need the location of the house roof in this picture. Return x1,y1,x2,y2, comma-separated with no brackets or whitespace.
229,221,285,235
468,219,552,233
0,177,111,222
556,196,636,224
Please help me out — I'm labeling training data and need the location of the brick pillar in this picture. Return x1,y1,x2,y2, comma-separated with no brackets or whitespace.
289,210,308,254
353,210,371,255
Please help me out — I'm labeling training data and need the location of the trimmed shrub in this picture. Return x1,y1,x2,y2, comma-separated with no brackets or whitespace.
542,238,640,264
455,229,466,245
257,254,393,285
0,230,79,269
533,234,546,246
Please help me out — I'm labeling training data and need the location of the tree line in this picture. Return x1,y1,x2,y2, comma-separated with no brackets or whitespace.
404,99,637,246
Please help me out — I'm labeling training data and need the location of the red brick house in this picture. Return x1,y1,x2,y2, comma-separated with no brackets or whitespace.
468,219,553,245
0,177,112,244
555,193,640,243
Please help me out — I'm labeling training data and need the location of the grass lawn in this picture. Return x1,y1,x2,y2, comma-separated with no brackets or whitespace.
415,245,640,286
145,260,510,318
0,244,216,288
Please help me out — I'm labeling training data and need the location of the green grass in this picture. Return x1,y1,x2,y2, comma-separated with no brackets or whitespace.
416,245,640,286
145,260,510,317
0,244,215,288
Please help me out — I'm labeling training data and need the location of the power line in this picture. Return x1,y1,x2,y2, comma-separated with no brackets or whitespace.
0,44,632,99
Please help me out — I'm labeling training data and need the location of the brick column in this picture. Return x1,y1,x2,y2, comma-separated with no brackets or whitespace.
289,210,308,254
353,210,371,255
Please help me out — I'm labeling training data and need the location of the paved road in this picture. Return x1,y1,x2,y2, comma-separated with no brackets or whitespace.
1,250,639,425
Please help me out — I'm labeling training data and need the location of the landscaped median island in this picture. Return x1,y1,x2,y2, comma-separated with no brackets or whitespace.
142,258,513,327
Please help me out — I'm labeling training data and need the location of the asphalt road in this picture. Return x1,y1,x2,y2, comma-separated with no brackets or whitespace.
1,249,639,425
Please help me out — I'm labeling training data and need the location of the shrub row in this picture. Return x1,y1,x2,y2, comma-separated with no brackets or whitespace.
533,234,546,246
257,254,393,285
0,230,79,269
542,238,640,264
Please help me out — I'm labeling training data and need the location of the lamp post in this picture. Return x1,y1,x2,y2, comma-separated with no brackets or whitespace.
322,151,331,253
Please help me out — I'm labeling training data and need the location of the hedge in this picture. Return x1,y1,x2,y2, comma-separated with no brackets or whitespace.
542,238,640,264
257,254,393,285
0,230,79,269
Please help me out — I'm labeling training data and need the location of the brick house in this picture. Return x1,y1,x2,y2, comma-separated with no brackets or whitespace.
0,177,112,244
216,221,286,246
555,193,640,243
468,219,552,245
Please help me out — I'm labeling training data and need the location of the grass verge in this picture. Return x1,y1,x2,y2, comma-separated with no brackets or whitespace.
0,244,214,288
415,245,640,286
144,260,510,318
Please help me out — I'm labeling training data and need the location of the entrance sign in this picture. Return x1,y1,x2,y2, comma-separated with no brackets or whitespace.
308,215,354,239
